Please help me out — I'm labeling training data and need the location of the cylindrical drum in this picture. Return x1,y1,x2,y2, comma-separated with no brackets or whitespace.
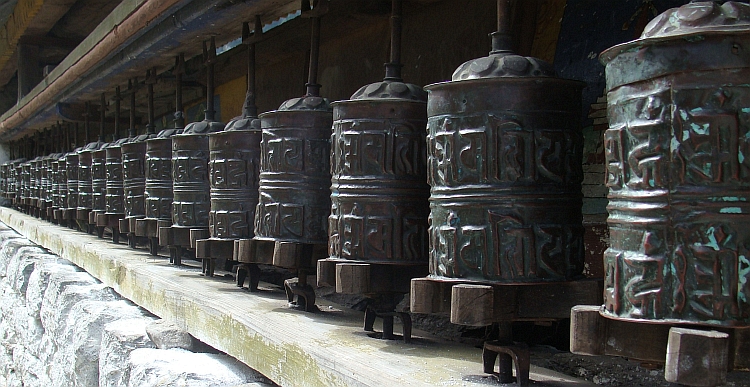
50,158,60,208
0,162,7,198
424,45,584,283
15,162,24,201
77,142,104,211
145,130,181,223
21,162,31,203
57,156,67,209
66,152,79,210
29,158,40,205
600,1,750,326
255,97,333,244
91,147,107,212
122,136,153,223
329,82,429,263
105,139,128,215
41,156,51,208
171,120,224,232
207,125,261,240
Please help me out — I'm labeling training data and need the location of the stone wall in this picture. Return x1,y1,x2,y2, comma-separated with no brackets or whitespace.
0,222,274,387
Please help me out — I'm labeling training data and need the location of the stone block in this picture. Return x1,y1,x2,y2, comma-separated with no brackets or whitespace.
145,320,195,351
99,317,157,387
127,348,269,387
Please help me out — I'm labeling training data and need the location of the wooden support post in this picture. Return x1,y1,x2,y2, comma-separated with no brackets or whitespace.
570,305,606,356
665,328,729,387
450,284,494,326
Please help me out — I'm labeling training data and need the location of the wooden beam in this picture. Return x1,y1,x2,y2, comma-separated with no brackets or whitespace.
0,207,596,387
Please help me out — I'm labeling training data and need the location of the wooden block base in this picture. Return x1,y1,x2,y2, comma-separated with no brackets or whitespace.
317,258,427,296
233,239,274,265
570,305,749,384
134,218,168,238
410,277,602,327
158,226,193,249
195,238,235,277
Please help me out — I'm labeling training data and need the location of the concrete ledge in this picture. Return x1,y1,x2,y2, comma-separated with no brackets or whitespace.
0,207,591,387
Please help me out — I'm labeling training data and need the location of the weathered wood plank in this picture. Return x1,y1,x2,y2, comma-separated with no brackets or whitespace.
0,207,595,387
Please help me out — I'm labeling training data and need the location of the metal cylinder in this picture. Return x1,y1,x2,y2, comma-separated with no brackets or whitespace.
329,83,428,263
207,126,261,240
424,39,584,283
92,147,107,212
77,142,104,211
254,97,332,244
21,161,31,204
105,140,127,215
172,134,210,229
57,156,67,209
0,162,7,199
122,137,152,222
66,152,79,210
600,1,750,326
145,131,180,223
30,157,41,206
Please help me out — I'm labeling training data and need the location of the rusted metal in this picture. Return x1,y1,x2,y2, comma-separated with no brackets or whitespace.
165,39,225,260
319,0,427,340
100,86,128,243
122,73,158,248
138,57,185,256
199,20,263,276
407,0,588,379
253,3,331,311
599,1,750,327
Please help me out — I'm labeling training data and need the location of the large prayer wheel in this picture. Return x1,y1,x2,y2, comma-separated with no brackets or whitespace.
170,120,224,246
65,152,79,213
600,1,750,326
207,124,260,241
91,147,108,215
254,97,333,244
105,139,128,217
137,130,181,240
424,45,585,284
77,142,104,220
122,136,152,233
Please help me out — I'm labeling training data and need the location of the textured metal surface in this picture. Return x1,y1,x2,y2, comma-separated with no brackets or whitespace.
91,147,107,212
30,157,41,205
171,133,212,229
254,97,332,244
144,131,180,222
122,137,152,220
207,128,261,240
77,142,104,211
424,20,585,283
105,140,128,215
328,92,428,263
601,1,750,326
66,152,79,210
50,159,61,208
21,162,30,203
57,157,67,209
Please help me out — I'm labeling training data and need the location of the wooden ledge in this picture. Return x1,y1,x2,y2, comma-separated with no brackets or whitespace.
0,207,593,387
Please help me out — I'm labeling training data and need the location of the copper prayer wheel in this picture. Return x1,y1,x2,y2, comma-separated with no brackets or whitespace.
91,147,107,214
254,97,332,244
65,152,79,215
55,156,67,221
600,1,750,326
0,162,7,198
105,142,126,215
137,127,181,255
423,47,584,284
21,161,31,207
77,142,104,223
121,136,153,235
170,122,223,246
29,157,41,210
50,158,61,210
326,55,428,277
